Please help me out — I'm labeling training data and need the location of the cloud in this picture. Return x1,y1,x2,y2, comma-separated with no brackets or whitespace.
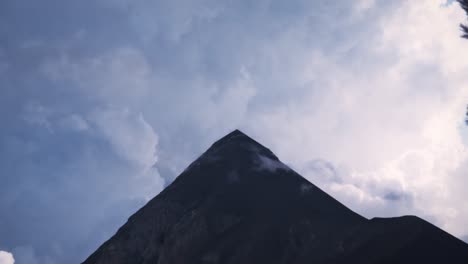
255,153,291,173
41,47,154,106
88,107,159,170
1,0,468,262
58,114,89,132
0,251,14,264
99,0,225,44
354,0,376,15
247,0,468,238
1,103,164,262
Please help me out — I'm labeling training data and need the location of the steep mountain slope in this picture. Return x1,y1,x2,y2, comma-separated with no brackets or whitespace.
83,130,468,264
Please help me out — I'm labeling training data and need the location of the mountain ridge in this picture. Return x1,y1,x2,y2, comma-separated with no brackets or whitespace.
83,129,468,264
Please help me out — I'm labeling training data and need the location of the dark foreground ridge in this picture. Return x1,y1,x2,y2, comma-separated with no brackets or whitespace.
83,130,468,264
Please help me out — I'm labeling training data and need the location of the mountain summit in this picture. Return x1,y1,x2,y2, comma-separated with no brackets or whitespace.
83,130,468,264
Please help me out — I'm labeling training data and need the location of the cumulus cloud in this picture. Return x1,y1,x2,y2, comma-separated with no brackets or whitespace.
88,107,159,170
1,104,164,262
0,251,14,264
248,0,468,237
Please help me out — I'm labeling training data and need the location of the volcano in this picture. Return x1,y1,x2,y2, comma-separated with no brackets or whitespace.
83,130,468,264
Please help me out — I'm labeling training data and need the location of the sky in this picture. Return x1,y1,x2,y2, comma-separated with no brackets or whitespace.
0,0,468,263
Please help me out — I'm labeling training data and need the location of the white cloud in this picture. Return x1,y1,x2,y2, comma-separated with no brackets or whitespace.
87,107,166,201
89,107,159,171
247,0,468,238
255,154,291,173
0,251,15,264
54,0,468,238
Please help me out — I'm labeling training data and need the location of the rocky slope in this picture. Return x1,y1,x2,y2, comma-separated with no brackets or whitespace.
83,130,468,264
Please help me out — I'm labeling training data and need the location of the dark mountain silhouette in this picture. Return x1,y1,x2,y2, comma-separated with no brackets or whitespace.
460,0,468,38
83,130,468,264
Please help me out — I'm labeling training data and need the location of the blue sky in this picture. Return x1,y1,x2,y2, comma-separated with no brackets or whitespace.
1,0,468,263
